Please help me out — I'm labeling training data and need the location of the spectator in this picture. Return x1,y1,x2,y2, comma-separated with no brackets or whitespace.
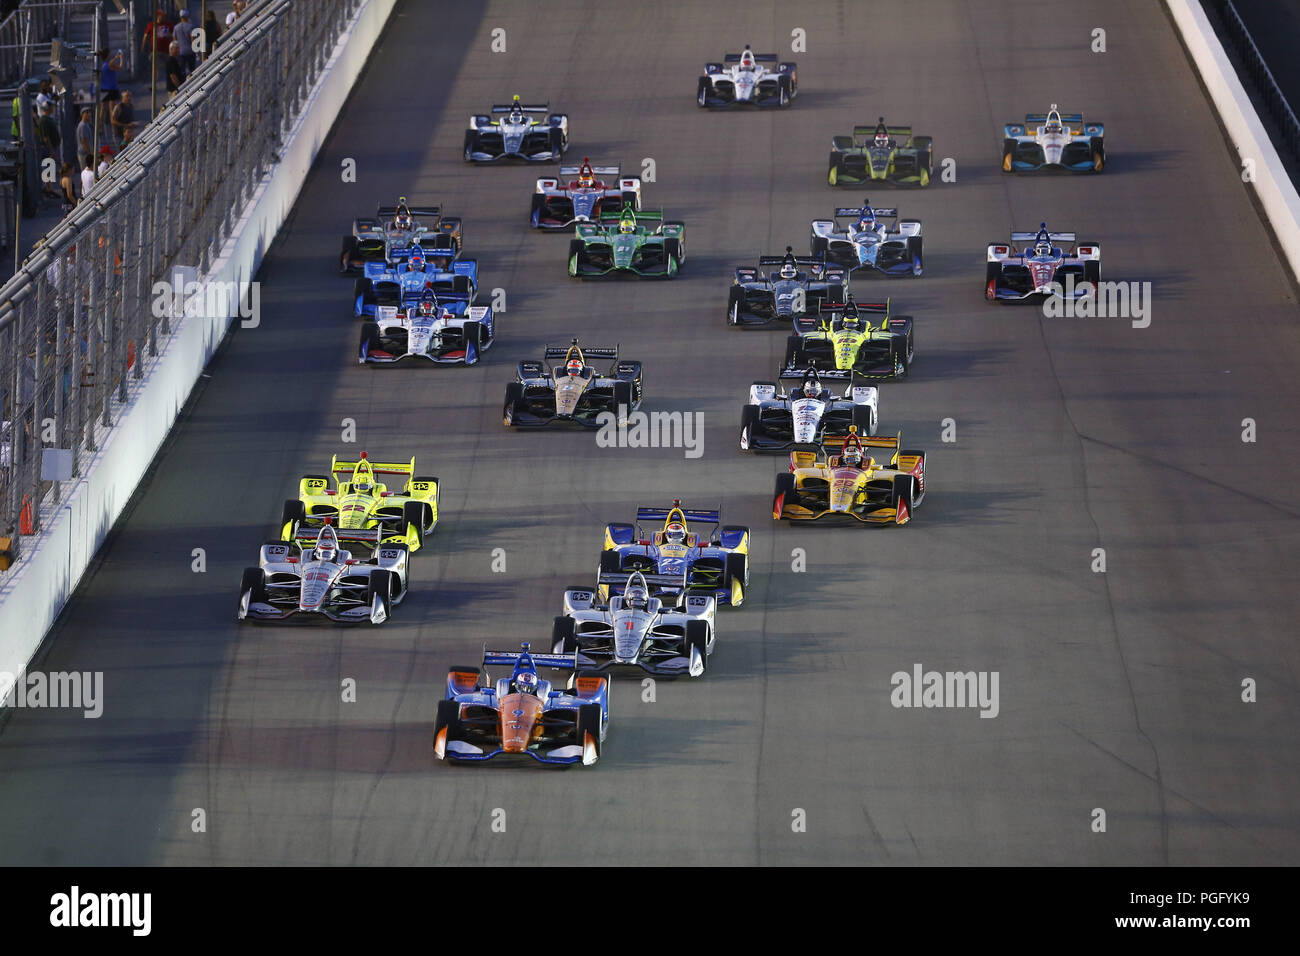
204,9,222,54
100,50,123,142
174,10,196,76
80,155,95,199
141,8,174,57
11,93,20,140
37,104,61,197
225,0,246,31
164,42,184,102
97,145,114,178
110,91,139,146
58,162,76,210
76,107,93,170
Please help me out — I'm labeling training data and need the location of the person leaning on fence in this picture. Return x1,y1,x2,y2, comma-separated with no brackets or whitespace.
175,10,196,77
111,91,139,146
164,42,184,102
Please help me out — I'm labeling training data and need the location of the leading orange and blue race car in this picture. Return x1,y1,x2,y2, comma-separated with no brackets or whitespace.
773,427,926,525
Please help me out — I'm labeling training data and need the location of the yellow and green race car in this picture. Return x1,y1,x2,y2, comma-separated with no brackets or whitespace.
784,296,914,381
279,453,439,552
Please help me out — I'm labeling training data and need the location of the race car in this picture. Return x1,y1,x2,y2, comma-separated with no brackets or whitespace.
740,363,878,452
828,118,933,186
773,427,925,525
353,241,478,318
464,95,568,162
530,157,642,230
359,293,496,367
785,296,914,381
1002,104,1105,173
568,205,685,278
503,339,643,428
727,246,848,328
433,643,608,767
553,570,716,677
811,202,922,276
985,223,1100,302
600,501,749,608
279,453,439,553
697,45,797,108
338,198,462,274
237,524,408,625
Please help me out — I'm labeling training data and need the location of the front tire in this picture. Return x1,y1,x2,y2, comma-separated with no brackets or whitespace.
740,403,760,451
684,619,709,676
503,381,524,426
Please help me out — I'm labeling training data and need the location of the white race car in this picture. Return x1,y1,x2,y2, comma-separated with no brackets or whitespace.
740,365,879,452
811,202,923,276
464,95,568,162
237,524,408,625
359,296,496,366
1001,104,1105,173
553,571,716,677
697,45,797,108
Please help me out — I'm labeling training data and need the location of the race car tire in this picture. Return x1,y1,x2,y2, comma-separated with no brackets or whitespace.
828,154,841,185
892,333,911,379
915,150,932,181
599,551,623,576
359,321,381,361
529,193,546,228
906,236,924,276
339,236,358,273
462,130,476,162
697,77,710,107
1090,137,1105,172
740,403,759,451
462,321,483,365
985,263,1001,302
622,189,640,211
568,239,584,277
901,450,926,505
810,235,829,259
684,619,710,675
663,237,682,271
727,286,744,327
890,475,916,524
826,280,847,305
725,551,748,591
783,335,803,370
548,128,564,159
1083,259,1101,287
503,382,524,425
576,703,602,759
778,75,792,107
1001,138,1017,173
403,500,426,548
367,569,395,620
852,403,877,436
773,472,796,519
552,616,578,654
353,277,372,302
280,499,306,540
450,274,472,296
239,567,268,611
433,699,461,753
613,380,633,417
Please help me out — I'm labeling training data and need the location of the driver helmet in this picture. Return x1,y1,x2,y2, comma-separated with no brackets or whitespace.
624,584,649,611
779,259,797,280
802,375,819,397
874,130,891,148
841,310,860,330
393,206,411,230
408,251,425,271
352,476,373,496
566,357,584,377
857,207,876,231
1034,238,1053,257
514,671,538,695
740,49,755,69
313,539,337,563
664,521,687,545
418,294,437,317
578,162,595,187
619,216,636,234
841,443,863,468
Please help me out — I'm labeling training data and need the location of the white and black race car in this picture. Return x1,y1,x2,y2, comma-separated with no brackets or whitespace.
359,295,496,366
697,45,797,108
811,201,923,276
503,339,643,428
552,571,717,678
464,95,568,162
237,525,408,625
740,365,879,452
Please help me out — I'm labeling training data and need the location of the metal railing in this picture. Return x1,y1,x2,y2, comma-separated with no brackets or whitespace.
0,0,364,567
1210,0,1300,160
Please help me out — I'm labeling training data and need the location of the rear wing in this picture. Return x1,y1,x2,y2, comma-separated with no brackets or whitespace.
636,506,720,524
780,366,859,382
544,344,619,360
598,572,687,590
482,649,577,670
821,299,889,315
599,209,664,223
560,164,620,178
1025,111,1083,127
1010,230,1076,245
821,431,902,451
758,253,824,267
853,124,911,140
377,204,440,218
293,526,381,546
834,207,898,219
492,102,549,113
330,455,416,478
725,51,777,62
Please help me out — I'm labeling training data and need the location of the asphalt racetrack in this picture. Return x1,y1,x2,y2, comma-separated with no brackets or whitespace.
0,0,1297,865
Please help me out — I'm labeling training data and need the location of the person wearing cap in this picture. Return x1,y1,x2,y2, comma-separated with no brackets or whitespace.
97,144,114,178
141,8,174,56
174,10,195,76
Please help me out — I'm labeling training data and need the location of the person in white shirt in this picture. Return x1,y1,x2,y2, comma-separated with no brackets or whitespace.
80,156,95,199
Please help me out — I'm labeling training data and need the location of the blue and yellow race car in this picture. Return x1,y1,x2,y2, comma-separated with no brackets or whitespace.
599,500,750,608
353,240,478,319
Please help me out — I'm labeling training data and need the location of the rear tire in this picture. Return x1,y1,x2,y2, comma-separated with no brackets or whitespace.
359,321,381,361
463,130,476,162
367,569,395,620
599,550,623,576
576,703,602,759
612,381,633,418
1001,138,1016,173
697,77,710,107
727,286,744,327
568,239,584,277
663,238,682,272
725,550,748,592
852,403,877,436
740,403,760,450
907,236,923,276
773,472,796,519
552,616,578,654
892,334,911,379
339,236,358,273
434,699,461,754
810,236,828,259
280,499,306,540
891,475,916,525
1090,137,1105,172
684,619,710,675
462,321,483,365
529,193,546,227
403,500,426,548
778,75,792,107
239,566,267,614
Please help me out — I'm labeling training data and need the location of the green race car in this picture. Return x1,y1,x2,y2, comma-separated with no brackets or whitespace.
828,118,933,187
784,296,914,381
567,205,685,278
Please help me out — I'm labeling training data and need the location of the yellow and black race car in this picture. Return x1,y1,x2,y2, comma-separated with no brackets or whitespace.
784,296,914,381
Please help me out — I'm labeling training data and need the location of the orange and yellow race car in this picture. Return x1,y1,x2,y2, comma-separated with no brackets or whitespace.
773,427,925,525
279,453,439,552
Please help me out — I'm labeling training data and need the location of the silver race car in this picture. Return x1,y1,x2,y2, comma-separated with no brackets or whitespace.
359,294,496,367
697,45,797,107
531,158,643,229
811,201,923,276
237,524,408,625
740,364,879,452
503,339,643,428
464,95,569,162
1002,104,1105,173
552,571,717,678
